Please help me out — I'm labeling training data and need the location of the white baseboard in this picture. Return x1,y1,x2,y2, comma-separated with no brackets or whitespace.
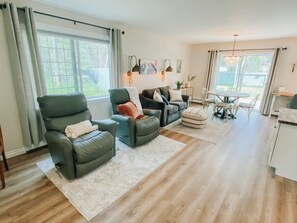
5,147,27,159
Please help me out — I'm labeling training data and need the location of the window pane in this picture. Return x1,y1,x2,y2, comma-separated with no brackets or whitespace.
77,40,110,98
38,31,111,99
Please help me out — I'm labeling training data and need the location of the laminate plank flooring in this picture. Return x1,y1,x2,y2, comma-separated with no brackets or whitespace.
0,111,296,223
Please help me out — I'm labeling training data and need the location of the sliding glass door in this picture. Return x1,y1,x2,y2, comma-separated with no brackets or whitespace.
214,51,274,110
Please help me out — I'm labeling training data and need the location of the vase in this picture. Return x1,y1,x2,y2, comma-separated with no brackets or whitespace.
185,82,191,88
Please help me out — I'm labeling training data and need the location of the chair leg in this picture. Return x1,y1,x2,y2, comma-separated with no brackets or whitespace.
2,153,8,171
0,163,5,189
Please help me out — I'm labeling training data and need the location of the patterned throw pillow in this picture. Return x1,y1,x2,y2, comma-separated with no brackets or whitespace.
161,95,169,105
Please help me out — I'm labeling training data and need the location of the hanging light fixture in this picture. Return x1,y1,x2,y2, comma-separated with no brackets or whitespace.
127,55,140,85
223,34,241,66
163,59,173,72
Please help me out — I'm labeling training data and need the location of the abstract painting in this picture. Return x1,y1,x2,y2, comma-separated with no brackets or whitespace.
139,59,158,74
176,59,182,73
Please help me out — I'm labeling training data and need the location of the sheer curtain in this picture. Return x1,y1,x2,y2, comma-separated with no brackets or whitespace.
205,50,219,90
3,3,46,150
260,48,281,115
110,28,124,88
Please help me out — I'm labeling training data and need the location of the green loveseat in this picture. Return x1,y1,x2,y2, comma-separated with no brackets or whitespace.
139,86,189,127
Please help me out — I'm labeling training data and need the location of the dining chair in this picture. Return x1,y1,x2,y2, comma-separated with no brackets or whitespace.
234,93,260,122
212,101,233,122
0,125,9,189
202,88,216,109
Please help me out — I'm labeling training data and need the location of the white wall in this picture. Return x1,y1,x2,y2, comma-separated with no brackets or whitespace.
0,0,191,154
190,38,297,99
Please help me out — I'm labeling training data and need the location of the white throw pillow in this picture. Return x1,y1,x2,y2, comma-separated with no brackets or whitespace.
65,120,98,138
169,89,183,101
153,91,163,102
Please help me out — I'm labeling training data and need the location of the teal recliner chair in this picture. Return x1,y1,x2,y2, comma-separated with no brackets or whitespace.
109,88,161,147
37,93,117,180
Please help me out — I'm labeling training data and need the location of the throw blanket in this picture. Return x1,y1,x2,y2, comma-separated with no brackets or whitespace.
125,87,144,115
65,120,98,138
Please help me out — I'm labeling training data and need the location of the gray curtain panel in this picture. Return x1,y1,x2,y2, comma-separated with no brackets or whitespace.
3,3,46,150
110,28,123,88
260,48,281,115
205,50,218,90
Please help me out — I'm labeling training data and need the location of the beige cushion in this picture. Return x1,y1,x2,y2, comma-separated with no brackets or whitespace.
169,90,183,101
182,107,208,121
65,120,98,138
182,121,207,129
182,117,208,125
153,90,163,102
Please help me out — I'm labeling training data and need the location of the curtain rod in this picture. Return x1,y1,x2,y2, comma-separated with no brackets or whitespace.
0,3,125,34
208,47,287,53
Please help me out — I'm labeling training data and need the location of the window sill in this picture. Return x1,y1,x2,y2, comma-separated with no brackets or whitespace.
87,96,110,104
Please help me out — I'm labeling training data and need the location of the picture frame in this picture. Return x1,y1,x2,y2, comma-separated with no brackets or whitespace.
139,59,158,75
176,59,182,73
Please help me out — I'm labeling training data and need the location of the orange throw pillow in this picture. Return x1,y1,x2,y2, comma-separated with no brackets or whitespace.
116,101,144,119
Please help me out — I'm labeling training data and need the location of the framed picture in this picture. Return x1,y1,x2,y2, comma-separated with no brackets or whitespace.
176,59,182,73
139,59,158,74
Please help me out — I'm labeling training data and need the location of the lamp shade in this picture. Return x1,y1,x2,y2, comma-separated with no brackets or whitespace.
165,65,173,72
163,59,173,72
132,63,140,72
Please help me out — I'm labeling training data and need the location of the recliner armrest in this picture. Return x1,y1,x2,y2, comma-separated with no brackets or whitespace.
111,114,136,147
182,94,190,103
143,109,161,120
44,131,76,179
92,119,117,138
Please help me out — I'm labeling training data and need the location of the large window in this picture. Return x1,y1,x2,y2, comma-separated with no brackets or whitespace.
214,52,273,109
38,31,111,99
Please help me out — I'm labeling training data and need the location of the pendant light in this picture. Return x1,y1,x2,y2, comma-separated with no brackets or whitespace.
223,34,241,66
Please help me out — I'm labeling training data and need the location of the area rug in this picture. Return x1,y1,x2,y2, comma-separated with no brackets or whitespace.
164,119,231,144
36,136,185,221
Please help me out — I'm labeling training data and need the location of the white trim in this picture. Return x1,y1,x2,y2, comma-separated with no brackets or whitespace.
5,147,27,159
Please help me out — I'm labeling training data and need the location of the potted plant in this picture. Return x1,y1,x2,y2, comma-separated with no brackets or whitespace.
184,75,196,88
175,81,183,90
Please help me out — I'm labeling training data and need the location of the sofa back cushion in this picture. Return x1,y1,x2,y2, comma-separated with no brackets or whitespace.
109,88,130,114
159,86,171,100
142,88,160,100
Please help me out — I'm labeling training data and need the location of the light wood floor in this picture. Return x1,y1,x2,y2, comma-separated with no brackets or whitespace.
1,111,297,223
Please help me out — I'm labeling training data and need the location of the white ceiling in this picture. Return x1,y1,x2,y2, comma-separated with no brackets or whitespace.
35,0,297,44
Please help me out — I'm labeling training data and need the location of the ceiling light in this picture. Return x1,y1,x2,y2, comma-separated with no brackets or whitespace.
223,34,241,66
163,59,173,72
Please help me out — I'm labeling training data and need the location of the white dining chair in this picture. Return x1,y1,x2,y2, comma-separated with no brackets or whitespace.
234,93,260,122
202,88,216,109
212,101,234,122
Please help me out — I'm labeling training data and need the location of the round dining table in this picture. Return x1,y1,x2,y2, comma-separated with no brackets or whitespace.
208,90,250,103
208,90,250,119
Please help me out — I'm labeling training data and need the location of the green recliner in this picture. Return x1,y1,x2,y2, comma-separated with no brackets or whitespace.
109,88,161,147
37,93,117,180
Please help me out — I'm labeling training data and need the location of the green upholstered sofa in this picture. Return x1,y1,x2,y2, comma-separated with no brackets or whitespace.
37,93,117,180
109,88,161,147
139,86,189,127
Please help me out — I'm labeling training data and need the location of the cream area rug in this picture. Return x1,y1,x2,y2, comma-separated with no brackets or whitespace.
37,136,185,221
164,119,231,144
